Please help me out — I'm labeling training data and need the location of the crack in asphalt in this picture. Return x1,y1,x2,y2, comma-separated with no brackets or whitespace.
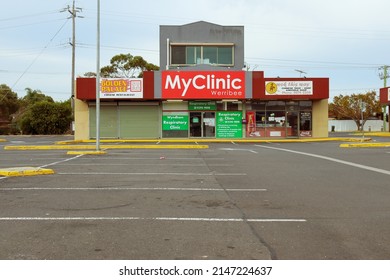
198,150,277,260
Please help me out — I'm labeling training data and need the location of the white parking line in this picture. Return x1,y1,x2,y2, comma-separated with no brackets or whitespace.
0,217,306,223
0,187,267,192
57,172,247,176
58,163,234,167
39,154,83,168
74,157,226,160
219,148,258,154
256,144,390,176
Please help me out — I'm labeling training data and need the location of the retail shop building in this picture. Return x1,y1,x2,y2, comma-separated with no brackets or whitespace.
380,87,390,132
75,21,329,140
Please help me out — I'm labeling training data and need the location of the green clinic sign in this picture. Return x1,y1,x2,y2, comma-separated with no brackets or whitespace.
188,101,216,111
162,114,189,131
216,112,243,138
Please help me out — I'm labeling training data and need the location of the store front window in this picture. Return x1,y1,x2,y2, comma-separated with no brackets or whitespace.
299,101,312,137
190,112,215,137
171,45,234,66
246,101,312,138
162,100,243,139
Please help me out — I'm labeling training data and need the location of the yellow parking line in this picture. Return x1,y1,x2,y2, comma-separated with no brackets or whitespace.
67,150,107,155
340,142,390,148
4,144,209,150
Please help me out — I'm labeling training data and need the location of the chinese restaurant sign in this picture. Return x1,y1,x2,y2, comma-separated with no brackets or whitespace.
162,71,245,99
100,78,143,98
216,112,243,138
265,81,313,96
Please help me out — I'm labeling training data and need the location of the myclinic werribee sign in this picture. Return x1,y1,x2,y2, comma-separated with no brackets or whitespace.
100,78,143,98
162,71,245,99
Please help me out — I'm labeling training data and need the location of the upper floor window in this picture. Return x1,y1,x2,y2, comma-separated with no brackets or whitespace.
170,44,234,67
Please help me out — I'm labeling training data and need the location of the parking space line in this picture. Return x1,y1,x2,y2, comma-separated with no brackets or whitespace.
73,157,226,160
219,148,258,154
57,172,247,176
39,154,83,168
57,163,234,167
0,217,306,223
0,187,267,192
256,144,390,176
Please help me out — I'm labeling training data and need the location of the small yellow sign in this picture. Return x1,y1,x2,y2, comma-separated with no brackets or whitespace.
266,82,278,94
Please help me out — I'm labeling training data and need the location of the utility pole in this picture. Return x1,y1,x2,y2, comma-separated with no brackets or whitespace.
379,65,389,131
62,1,83,121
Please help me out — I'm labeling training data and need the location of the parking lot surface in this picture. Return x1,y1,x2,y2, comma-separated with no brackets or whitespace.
1,135,390,259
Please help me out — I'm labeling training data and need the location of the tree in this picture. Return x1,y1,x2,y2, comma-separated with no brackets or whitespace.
329,91,382,131
12,88,71,135
85,53,159,78
0,84,20,134
22,88,54,105
18,100,72,135
0,84,19,117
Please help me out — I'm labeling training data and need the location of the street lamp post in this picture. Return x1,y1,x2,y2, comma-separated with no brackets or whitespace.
96,0,100,151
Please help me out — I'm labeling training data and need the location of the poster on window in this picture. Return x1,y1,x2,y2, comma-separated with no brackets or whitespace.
246,111,261,137
216,112,242,138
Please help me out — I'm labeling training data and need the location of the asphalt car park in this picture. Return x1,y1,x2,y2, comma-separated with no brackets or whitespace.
0,136,390,259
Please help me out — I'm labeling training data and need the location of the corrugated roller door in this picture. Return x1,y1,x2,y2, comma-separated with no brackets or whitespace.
119,105,159,138
89,105,118,138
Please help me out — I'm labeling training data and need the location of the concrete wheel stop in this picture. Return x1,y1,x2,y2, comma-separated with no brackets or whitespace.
0,167,55,177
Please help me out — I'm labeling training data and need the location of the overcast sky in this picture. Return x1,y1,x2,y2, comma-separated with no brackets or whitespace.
1,0,389,101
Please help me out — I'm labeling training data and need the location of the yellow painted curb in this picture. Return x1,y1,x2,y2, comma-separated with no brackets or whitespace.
340,142,390,148
55,138,370,144
0,167,54,177
67,150,107,155
55,140,84,145
352,132,390,137
100,145,209,149
4,145,94,150
0,139,6,142
4,144,209,150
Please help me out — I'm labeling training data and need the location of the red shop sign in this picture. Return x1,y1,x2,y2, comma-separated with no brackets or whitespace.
162,71,245,99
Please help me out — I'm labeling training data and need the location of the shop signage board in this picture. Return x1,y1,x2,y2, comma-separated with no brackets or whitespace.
188,101,217,111
162,71,245,99
265,81,313,96
162,113,189,131
216,112,243,138
100,78,143,98
388,88,390,101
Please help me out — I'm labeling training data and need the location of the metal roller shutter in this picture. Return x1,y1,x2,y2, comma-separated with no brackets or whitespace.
89,105,118,138
119,105,159,138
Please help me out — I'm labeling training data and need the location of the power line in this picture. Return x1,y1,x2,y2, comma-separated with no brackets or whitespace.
10,18,70,90
0,10,60,22
245,56,383,67
76,42,158,53
0,18,68,31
